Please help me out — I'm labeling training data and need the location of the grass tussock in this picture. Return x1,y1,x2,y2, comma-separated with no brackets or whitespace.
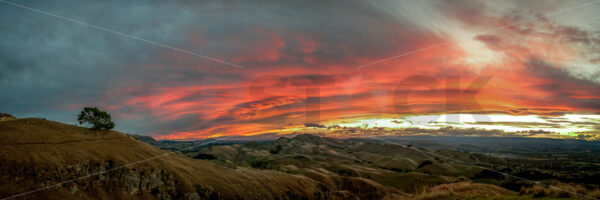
519,182,600,199
416,181,515,200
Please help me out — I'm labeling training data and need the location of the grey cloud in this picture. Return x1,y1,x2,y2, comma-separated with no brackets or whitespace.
525,59,600,110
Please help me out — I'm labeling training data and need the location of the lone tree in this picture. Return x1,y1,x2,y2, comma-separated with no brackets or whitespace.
77,107,115,130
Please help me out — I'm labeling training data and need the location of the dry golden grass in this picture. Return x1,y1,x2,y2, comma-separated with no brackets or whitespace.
0,113,16,122
416,181,515,200
519,181,600,199
1,118,532,200
0,118,396,199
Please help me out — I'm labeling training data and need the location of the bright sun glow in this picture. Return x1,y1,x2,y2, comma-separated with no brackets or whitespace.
323,114,600,135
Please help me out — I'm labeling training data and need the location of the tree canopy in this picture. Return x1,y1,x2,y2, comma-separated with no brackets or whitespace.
77,107,115,130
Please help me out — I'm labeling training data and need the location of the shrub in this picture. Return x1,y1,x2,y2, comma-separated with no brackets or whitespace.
417,160,433,168
250,158,275,169
270,144,283,154
194,153,216,160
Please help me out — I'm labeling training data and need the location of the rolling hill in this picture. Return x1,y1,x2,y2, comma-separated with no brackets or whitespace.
5,117,593,199
188,134,518,199
0,118,406,199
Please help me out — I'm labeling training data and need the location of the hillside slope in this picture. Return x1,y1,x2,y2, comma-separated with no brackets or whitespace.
192,134,515,199
0,118,404,200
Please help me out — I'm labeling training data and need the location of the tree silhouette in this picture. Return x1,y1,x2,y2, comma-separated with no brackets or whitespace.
77,107,115,130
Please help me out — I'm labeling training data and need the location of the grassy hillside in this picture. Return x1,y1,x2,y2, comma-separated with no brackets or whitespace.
0,118,402,199
2,118,596,199
191,134,521,199
176,134,600,200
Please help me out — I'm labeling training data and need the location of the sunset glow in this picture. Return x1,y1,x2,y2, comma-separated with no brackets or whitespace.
2,0,599,140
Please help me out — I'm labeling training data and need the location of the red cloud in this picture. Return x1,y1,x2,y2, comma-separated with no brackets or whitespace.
106,15,600,139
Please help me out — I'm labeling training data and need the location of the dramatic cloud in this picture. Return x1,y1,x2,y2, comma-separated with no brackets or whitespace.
1,0,599,139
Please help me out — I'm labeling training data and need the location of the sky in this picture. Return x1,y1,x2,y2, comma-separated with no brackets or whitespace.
1,0,600,140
